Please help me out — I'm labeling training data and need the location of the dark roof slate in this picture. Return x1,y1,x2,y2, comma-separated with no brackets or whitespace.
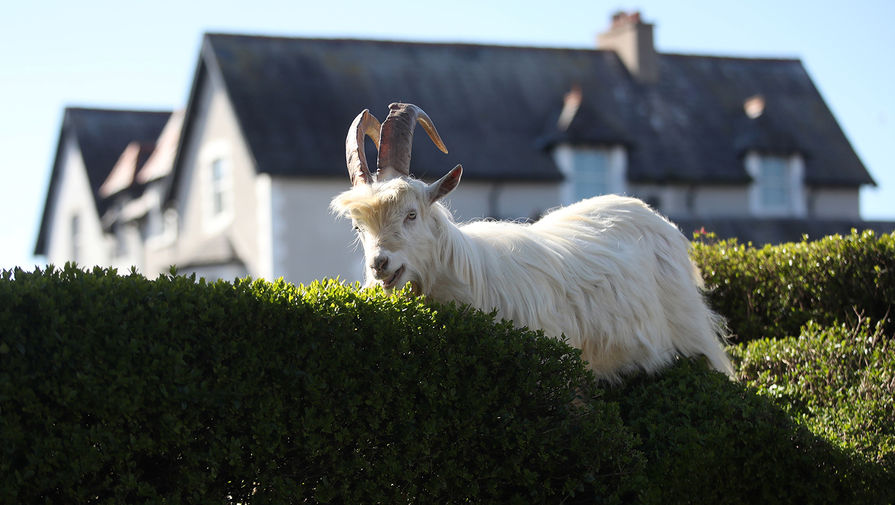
35,108,170,255
202,34,873,187
204,34,629,182
652,54,872,186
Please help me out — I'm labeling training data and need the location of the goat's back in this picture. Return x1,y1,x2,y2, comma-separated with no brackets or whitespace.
454,194,731,381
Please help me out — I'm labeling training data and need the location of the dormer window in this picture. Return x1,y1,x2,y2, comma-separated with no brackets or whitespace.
745,151,806,217
572,149,612,200
553,144,627,205
757,156,788,209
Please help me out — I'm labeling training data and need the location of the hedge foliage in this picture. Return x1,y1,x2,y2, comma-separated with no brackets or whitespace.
0,227,895,504
3,259,894,504
605,358,893,504
692,229,895,342
0,265,642,504
732,317,895,473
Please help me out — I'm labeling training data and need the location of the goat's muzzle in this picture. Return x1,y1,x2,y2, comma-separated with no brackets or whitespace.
370,254,389,276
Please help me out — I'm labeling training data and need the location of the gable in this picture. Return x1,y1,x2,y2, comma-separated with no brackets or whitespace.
66,108,171,211
42,136,99,263
35,108,170,255
165,55,263,276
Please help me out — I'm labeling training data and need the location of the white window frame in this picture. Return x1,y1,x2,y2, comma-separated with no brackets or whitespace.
199,140,234,233
553,144,627,205
745,151,806,217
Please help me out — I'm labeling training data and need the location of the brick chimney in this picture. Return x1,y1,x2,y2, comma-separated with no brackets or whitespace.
597,11,659,83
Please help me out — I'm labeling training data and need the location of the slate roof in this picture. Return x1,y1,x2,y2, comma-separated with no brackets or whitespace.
35,108,170,255
137,110,185,185
99,141,157,199
196,33,873,187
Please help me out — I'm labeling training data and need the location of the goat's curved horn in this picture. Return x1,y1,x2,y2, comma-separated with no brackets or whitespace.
377,103,448,181
345,109,381,186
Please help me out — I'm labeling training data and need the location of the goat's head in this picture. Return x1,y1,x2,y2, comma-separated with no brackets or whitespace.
331,103,463,293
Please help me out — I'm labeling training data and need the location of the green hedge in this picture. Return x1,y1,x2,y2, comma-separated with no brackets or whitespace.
692,230,895,342
732,317,895,474
2,264,893,503
605,358,893,504
0,265,641,504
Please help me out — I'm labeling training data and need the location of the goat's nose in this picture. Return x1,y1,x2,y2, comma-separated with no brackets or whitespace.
371,255,389,274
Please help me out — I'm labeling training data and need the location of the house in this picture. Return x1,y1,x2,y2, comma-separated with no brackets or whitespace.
34,108,170,271
35,12,893,283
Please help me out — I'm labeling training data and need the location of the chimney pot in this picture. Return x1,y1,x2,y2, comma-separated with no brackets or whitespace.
611,10,641,29
744,95,766,119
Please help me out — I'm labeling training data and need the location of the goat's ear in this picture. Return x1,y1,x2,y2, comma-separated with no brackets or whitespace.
427,164,463,204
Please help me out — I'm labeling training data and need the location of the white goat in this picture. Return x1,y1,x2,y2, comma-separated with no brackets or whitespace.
331,103,732,381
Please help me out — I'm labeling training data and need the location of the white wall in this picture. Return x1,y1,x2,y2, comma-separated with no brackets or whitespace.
630,182,861,220
169,66,261,276
629,183,751,218
109,221,144,273
441,180,563,222
268,177,365,284
45,137,112,268
809,188,861,219
142,185,178,277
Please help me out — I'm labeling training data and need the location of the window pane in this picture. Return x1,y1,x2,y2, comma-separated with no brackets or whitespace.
70,214,81,263
212,158,225,182
759,157,790,210
572,149,611,200
210,158,227,216
763,186,788,208
213,191,225,215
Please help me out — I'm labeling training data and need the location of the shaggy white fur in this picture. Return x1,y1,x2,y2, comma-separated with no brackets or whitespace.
332,175,732,382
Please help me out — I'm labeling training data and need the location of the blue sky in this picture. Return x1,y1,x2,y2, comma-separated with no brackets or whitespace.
2,0,893,270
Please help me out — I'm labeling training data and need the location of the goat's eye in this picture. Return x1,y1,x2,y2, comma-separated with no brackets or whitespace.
406,210,417,222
